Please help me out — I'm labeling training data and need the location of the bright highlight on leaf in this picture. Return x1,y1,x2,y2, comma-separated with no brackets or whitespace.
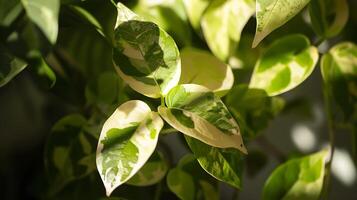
158,84,247,153
182,0,211,32
250,34,319,96
21,0,60,44
201,0,255,61
113,3,181,98
253,0,311,47
96,100,163,196
180,47,234,96
263,150,328,200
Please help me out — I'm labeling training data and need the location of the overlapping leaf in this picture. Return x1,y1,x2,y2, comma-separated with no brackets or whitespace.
253,0,311,47
185,136,244,189
180,47,234,96
158,84,247,153
262,150,328,200
21,0,60,43
126,151,168,186
45,114,97,195
201,0,255,61
309,0,349,39
96,100,163,196
182,0,211,32
0,0,23,27
250,34,318,96
113,3,181,98
167,154,219,200
321,42,357,124
132,0,192,46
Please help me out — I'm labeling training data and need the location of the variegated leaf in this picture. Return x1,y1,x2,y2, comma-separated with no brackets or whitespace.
185,136,244,189
253,0,311,47
126,151,168,186
309,0,348,38
263,150,328,200
180,47,234,96
158,84,247,153
21,0,60,43
182,0,211,32
321,42,357,123
250,34,318,96
201,0,255,61
96,100,164,196
113,3,181,98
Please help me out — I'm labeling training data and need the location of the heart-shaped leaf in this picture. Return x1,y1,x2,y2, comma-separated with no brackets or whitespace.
96,100,164,196
201,0,255,61
113,3,181,98
158,84,247,153
182,0,211,32
253,0,311,47
180,47,234,96
250,34,318,96
263,150,328,200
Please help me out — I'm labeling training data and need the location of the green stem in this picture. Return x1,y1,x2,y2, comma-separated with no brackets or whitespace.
320,86,335,200
160,128,178,135
161,96,165,106
314,37,326,46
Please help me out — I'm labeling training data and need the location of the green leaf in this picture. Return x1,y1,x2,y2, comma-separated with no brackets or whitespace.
308,0,349,38
96,100,164,196
21,0,60,43
132,0,192,46
226,84,285,139
180,47,234,96
0,0,23,27
253,0,311,47
185,136,244,189
68,0,117,41
201,0,255,61
321,42,357,123
32,56,56,88
262,150,328,200
45,114,97,195
126,151,168,186
158,84,247,153
182,0,211,32
113,3,181,98
250,34,319,96
167,154,219,200
0,48,27,87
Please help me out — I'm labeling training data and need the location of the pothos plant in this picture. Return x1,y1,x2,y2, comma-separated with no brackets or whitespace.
0,0,356,199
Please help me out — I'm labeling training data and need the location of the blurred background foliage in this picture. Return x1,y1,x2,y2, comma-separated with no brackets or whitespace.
0,0,356,199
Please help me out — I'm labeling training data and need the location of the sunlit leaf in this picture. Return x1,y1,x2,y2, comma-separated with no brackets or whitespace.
126,151,168,186
201,0,255,61
45,114,97,195
182,0,211,32
180,47,234,96
185,136,244,189
321,42,357,123
309,0,349,38
0,48,27,87
250,34,319,96
253,0,311,47
96,100,164,196
158,84,247,153
167,154,219,200
113,3,181,98
132,0,192,46
262,150,328,200
21,0,60,43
